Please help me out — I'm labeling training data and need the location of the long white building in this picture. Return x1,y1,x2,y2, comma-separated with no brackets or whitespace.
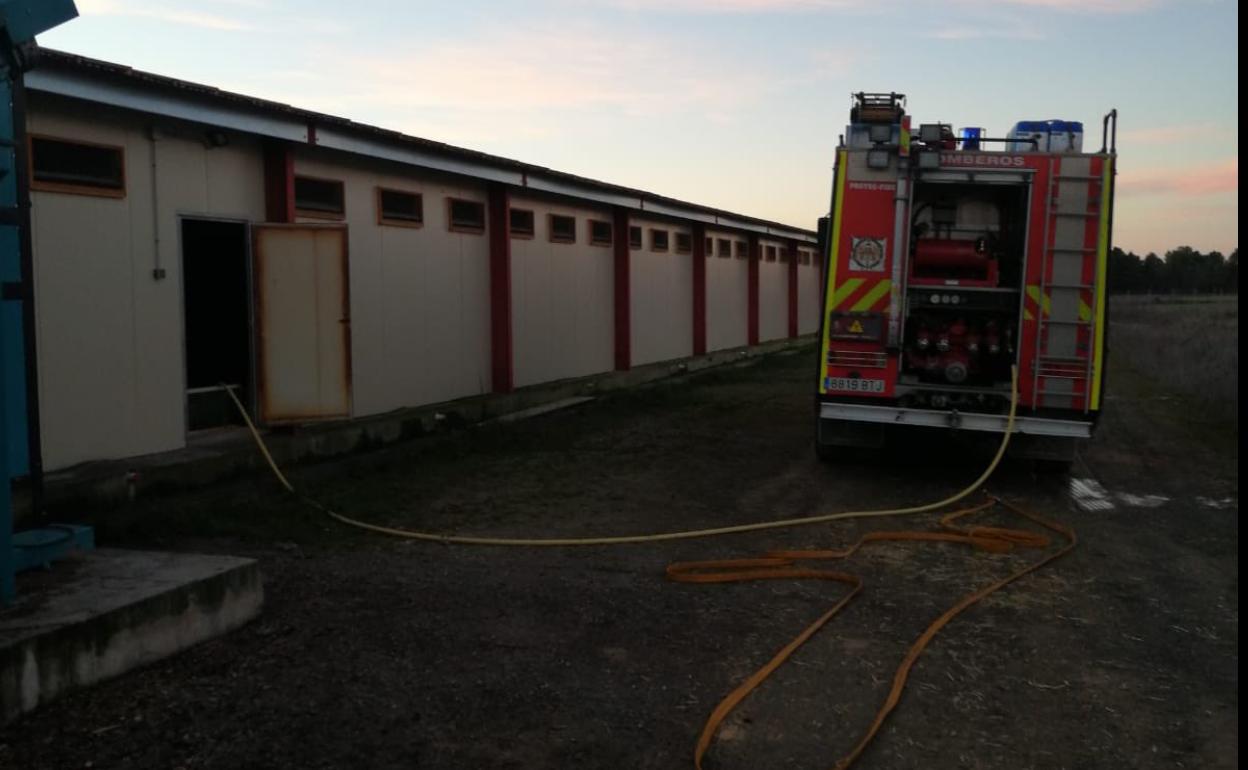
17,49,823,474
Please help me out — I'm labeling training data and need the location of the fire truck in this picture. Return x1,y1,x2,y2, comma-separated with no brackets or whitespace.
815,93,1118,464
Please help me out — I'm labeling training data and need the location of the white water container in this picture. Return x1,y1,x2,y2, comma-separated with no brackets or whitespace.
1008,120,1084,152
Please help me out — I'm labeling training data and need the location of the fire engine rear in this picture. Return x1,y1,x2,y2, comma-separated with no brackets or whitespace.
815,92,1118,464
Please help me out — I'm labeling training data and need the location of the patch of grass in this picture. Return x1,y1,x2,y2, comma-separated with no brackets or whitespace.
1109,296,1238,428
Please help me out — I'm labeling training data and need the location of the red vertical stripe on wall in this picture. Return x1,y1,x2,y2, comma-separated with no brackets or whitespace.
613,207,631,371
747,233,760,346
786,239,799,338
262,141,295,223
487,183,513,393
692,223,707,356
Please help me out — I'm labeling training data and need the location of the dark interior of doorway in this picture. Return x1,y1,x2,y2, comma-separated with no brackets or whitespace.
182,218,250,431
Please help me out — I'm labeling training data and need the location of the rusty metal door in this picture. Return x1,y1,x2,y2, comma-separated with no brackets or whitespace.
252,224,351,424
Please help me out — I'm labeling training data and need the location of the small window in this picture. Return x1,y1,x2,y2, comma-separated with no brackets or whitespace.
549,214,576,244
765,245,778,262
674,233,692,253
717,238,732,258
589,219,613,246
779,247,791,263
377,187,422,227
651,229,669,252
294,176,345,218
735,241,749,260
629,226,642,249
510,208,535,238
449,198,486,234
30,135,125,197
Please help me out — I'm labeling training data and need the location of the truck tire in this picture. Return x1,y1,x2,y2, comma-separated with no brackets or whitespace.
1034,458,1074,475
1007,434,1079,474
815,438,850,463
815,418,884,463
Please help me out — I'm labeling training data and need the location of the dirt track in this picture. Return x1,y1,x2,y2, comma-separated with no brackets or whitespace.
1,343,1238,770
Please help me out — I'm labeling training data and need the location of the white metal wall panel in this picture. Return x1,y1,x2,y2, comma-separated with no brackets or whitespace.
509,197,614,388
27,89,820,471
630,220,693,366
705,228,748,351
28,97,266,471
758,240,788,342
293,152,492,417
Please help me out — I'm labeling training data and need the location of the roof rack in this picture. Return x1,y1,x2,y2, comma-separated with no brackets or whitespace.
851,92,905,124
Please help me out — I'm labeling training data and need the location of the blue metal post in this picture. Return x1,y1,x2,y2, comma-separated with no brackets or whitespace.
1,0,79,605
1,49,17,605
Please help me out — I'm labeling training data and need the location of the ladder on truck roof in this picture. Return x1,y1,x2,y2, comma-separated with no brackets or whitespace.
1030,156,1104,412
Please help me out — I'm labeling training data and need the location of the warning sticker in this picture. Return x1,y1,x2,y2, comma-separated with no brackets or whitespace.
828,312,883,341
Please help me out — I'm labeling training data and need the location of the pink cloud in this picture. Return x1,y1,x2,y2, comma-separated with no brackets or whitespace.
1115,199,1238,254
602,0,864,10
77,0,253,31
1119,159,1239,197
1119,124,1232,145
993,0,1161,11
609,0,1161,11
248,21,810,118
927,24,1045,40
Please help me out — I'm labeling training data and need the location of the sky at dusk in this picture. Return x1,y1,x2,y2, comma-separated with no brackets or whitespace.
38,0,1238,255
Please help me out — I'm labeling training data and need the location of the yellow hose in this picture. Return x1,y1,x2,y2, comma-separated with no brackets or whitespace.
224,366,1019,546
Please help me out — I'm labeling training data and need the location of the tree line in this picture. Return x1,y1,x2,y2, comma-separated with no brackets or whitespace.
1108,246,1238,295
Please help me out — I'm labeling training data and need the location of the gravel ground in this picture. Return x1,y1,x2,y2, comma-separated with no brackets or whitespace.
1,341,1238,770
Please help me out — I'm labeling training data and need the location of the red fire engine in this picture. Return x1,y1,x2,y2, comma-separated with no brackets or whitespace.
815,93,1118,464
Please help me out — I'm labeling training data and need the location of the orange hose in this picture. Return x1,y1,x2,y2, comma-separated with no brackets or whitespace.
666,495,1076,770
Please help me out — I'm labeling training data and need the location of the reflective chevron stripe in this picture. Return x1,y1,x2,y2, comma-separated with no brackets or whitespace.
850,279,893,312
830,278,864,310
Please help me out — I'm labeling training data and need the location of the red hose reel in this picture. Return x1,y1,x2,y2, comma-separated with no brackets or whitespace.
910,237,998,286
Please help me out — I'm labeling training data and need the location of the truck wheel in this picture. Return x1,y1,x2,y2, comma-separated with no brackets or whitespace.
815,418,884,463
1007,435,1079,474
815,439,846,463
1034,458,1074,475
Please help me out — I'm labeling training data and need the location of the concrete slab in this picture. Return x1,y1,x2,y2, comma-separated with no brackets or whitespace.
489,396,596,424
0,548,262,724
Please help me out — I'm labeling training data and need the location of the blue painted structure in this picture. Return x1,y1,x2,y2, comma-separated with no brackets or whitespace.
1,0,80,605
2,76,27,478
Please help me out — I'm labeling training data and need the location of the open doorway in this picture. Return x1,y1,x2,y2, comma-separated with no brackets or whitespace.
181,218,251,431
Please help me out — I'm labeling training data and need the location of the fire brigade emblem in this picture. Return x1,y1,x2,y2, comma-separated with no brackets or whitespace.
850,237,886,272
